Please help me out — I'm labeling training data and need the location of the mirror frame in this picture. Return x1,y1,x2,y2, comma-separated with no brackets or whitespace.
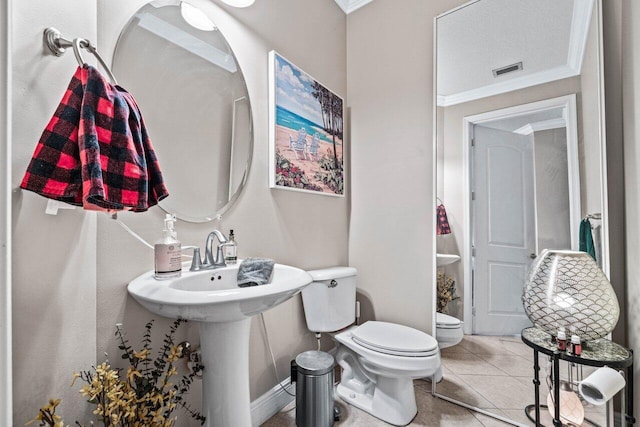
112,0,254,223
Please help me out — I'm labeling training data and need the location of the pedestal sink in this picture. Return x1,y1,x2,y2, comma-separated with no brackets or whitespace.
128,262,312,427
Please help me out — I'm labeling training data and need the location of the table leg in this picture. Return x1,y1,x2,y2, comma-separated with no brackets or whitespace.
626,355,635,426
533,350,541,426
553,352,562,427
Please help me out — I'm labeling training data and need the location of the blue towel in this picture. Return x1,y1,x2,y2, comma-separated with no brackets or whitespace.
579,219,596,260
237,258,274,287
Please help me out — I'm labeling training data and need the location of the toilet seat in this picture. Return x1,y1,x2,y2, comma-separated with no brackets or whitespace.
436,313,463,329
435,313,464,349
351,321,439,357
334,322,442,425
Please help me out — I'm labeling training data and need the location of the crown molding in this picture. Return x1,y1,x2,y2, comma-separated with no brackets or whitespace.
437,65,579,107
437,0,594,107
513,118,567,135
334,0,374,14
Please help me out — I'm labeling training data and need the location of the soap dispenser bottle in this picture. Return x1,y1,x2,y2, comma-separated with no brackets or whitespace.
155,214,182,279
224,229,237,264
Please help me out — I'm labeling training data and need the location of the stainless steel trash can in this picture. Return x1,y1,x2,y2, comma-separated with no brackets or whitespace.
292,350,335,427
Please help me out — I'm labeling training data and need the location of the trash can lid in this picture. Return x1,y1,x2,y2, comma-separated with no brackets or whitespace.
295,350,335,376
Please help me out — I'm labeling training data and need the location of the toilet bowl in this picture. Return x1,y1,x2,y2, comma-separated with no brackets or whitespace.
435,312,464,349
334,321,440,426
301,267,442,426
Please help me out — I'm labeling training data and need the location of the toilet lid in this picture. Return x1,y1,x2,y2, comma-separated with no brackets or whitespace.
351,321,438,356
436,313,462,329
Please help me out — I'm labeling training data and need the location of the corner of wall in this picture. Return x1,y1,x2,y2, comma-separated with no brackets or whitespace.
0,0,12,424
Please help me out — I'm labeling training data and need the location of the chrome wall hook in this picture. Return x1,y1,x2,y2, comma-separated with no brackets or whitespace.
43,27,72,57
42,27,118,85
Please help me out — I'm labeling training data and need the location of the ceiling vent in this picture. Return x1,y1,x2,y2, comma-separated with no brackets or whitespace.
492,62,523,77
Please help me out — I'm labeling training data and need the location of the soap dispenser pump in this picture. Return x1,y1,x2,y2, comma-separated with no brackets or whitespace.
155,214,182,279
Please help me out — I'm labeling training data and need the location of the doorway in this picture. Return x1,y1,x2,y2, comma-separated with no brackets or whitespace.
463,95,581,335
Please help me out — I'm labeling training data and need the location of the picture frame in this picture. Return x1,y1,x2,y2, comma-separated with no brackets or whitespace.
268,51,345,196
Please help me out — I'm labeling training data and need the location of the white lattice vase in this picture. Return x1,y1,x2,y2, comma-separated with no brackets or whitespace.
522,250,619,341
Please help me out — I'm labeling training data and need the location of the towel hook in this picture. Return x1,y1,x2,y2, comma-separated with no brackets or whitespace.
43,27,118,85
82,39,118,85
71,38,86,67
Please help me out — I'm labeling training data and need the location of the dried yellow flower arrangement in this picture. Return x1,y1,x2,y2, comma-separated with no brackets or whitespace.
436,271,459,313
27,319,204,427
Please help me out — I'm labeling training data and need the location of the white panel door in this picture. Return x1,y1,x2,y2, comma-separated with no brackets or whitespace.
473,125,535,335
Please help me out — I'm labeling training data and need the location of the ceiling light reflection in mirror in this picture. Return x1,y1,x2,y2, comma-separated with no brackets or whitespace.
180,2,216,31
220,0,256,8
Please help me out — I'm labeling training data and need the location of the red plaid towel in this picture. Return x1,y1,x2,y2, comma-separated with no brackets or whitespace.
20,65,169,212
436,203,452,235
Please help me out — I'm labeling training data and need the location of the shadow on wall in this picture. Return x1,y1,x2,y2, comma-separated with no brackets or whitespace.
356,289,376,324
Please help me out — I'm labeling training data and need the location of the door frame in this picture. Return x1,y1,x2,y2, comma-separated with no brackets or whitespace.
461,94,581,334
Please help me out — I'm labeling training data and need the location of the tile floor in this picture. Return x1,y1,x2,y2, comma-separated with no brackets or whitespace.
263,335,607,426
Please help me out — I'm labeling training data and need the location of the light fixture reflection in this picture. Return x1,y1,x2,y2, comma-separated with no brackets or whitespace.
180,2,216,31
220,0,256,7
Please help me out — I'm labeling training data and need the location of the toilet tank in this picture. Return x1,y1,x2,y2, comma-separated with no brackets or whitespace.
302,267,357,333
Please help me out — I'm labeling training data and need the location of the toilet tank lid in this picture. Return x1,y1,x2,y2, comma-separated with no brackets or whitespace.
307,266,357,281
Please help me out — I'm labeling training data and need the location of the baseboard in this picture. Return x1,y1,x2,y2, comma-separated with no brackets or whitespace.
251,377,295,426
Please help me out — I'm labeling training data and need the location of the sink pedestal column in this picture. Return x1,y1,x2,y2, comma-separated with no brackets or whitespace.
199,318,252,427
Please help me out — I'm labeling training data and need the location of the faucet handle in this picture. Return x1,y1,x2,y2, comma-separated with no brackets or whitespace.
190,247,203,271
213,243,228,268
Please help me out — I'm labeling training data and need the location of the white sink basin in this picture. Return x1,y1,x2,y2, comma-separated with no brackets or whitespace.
437,253,461,266
127,261,312,427
128,262,312,322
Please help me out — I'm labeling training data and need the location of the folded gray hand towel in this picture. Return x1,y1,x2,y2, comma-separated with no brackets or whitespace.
237,258,275,288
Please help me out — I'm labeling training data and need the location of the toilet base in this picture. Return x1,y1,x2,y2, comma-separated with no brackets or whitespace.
335,346,425,426
336,376,417,426
435,327,463,349
435,313,464,349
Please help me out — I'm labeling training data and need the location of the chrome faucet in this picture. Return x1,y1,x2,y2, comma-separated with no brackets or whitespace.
189,230,229,271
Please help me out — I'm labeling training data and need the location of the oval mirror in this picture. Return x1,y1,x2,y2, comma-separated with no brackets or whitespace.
113,0,253,222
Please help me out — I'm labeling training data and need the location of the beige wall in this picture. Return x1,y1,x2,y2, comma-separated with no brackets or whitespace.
11,0,346,424
11,1,98,424
0,0,11,425
621,0,640,416
347,0,464,335
533,128,571,251
604,0,628,348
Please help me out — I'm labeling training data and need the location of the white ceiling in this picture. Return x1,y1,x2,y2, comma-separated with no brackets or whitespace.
333,0,374,14
436,0,595,106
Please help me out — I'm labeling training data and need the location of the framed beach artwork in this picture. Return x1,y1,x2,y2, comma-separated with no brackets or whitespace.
268,51,344,196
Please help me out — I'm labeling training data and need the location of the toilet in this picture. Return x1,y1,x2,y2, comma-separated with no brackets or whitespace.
435,312,464,349
301,267,441,426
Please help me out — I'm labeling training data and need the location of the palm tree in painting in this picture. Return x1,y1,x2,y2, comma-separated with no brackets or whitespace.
311,82,343,169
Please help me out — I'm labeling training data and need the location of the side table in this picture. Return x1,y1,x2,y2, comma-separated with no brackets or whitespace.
521,327,634,427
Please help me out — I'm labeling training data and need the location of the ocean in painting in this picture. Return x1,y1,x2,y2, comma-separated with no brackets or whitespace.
276,105,338,145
